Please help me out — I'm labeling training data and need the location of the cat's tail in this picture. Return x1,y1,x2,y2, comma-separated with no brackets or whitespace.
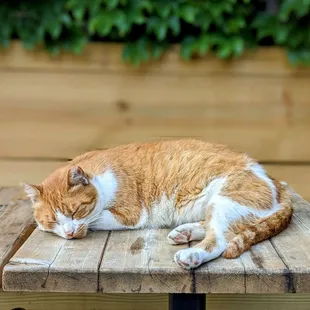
223,179,293,259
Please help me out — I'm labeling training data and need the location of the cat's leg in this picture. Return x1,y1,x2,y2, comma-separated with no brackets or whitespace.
167,221,205,245
174,197,229,269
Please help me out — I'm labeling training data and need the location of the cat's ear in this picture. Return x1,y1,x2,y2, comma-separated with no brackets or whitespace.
68,166,89,187
21,183,42,203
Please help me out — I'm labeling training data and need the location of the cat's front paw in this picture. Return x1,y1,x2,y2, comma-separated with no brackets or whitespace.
174,248,206,269
167,228,191,245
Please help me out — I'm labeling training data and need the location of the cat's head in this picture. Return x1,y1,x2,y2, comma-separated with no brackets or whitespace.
22,166,98,239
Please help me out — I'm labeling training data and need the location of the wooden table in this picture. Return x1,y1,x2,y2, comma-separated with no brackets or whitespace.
1,186,310,310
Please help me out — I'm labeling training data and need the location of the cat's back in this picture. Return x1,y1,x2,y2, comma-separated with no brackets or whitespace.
72,139,249,174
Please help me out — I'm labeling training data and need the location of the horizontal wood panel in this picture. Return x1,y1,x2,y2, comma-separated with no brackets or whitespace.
0,161,66,185
2,71,310,109
207,294,310,310
0,292,168,310
0,293,309,310
2,42,310,76
0,160,309,201
0,70,310,160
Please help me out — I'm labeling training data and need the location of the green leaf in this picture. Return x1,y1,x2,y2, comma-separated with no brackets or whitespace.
275,27,289,44
60,13,71,26
232,37,244,56
179,4,198,23
122,44,132,62
72,7,85,22
114,10,129,36
156,23,167,41
198,35,210,55
46,44,60,56
156,4,171,18
151,44,166,60
180,36,196,60
106,0,119,10
169,16,180,36
288,49,310,66
217,43,232,59
48,22,62,39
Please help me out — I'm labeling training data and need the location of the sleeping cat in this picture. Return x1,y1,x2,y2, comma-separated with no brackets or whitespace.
22,139,292,270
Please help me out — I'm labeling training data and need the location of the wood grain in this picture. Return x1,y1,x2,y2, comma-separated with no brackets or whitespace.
99,229,192,293
0,292,309,310
0,70,310,161
0,292,168,310
2,42,310,76
0,187,35,287
3,229,109,292
207,294,310,310
0,160,66,186
269,190,310,293
193,239,288,293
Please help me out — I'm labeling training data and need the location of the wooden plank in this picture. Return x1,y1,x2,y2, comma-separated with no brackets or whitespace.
0,292,168,310
2,42,310,76
3,229,109,292
194,250,246,293
1,71,310,161
270,189,310,293
0,292,310,310
99,229,192,293
1,160,309,203
0,187,35,287
207,294,310,310
240,241,289,293
1,71,310,110
194,239,288,293
0,160,65,186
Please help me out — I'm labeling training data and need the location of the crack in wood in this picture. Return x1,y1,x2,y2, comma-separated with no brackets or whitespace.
270,238,296,293
41,241,65,289
97,230,111,292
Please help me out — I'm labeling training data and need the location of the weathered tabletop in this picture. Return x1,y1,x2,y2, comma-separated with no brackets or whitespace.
2,186,310,294
0,187,35,288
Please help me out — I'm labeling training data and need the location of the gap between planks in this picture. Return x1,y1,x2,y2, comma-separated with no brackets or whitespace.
97,231,111,292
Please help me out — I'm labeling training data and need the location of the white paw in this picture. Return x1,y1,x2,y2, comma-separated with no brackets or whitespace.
167,228,191,245
174,248,207,269
167,223,205,245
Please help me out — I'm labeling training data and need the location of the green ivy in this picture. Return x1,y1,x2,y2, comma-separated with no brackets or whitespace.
1,0,310,66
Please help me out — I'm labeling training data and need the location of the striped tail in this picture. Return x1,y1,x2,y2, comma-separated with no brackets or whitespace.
223,179,293,259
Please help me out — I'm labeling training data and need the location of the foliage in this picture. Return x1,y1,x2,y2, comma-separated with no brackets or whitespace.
1,0,310,66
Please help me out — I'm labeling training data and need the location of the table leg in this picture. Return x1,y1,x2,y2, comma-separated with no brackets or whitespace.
169,293,206,310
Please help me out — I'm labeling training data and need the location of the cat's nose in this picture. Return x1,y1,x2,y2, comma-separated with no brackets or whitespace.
65,231,74,238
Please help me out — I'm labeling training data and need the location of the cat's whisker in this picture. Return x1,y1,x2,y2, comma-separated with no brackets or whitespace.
85,213,104,224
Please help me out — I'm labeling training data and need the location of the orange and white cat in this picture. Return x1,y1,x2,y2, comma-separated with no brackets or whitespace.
22,140,292,269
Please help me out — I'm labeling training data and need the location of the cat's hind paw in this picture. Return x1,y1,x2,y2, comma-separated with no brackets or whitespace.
174,248,207,269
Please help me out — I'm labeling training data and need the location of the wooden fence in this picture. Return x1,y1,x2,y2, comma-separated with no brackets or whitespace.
0,42,310,199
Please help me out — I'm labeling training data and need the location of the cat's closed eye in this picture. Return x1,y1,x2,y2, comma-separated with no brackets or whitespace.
72,204,89,219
